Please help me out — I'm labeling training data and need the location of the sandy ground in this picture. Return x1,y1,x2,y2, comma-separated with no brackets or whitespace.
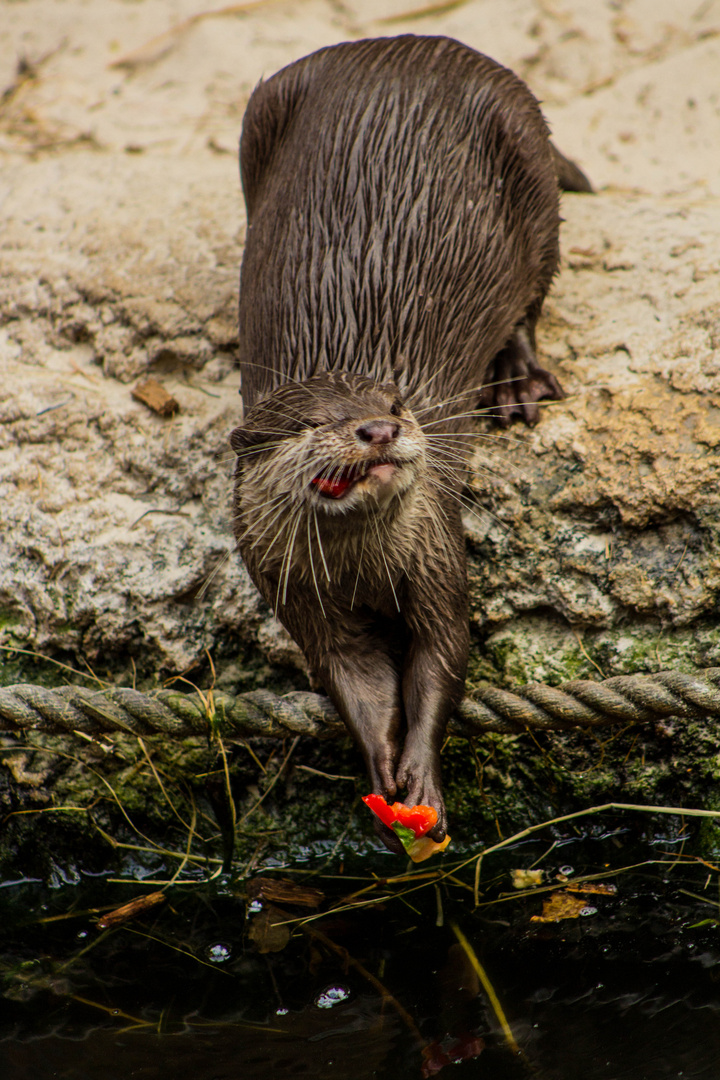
1,0,719,684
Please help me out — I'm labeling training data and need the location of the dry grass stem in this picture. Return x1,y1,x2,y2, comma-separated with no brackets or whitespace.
451,922,521,1055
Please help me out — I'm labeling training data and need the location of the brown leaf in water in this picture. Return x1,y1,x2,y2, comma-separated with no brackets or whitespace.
96,891,166,929
247,876,324,908
530,891,592,923
247,903,291,953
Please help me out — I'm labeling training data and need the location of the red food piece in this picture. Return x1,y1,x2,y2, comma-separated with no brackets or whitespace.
362,793,398,829
362,794,438,838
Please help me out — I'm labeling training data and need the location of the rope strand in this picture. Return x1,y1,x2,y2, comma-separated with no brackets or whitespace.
1,669,719,741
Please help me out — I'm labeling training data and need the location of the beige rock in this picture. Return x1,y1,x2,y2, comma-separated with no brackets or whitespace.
1,0,719,685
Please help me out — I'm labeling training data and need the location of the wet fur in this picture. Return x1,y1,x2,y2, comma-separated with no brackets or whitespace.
232,35,586,847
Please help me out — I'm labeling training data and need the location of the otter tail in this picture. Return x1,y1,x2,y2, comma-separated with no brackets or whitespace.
551,143,593,193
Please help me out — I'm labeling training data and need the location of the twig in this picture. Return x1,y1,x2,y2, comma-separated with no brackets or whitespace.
110,1,283,71
376,0,471,23
296,765,358,781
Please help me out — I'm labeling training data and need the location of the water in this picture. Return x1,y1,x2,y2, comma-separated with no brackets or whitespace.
2,839,719,1079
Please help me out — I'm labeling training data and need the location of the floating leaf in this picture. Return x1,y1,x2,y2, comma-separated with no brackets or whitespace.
530,891,592,923
247,877,324,908
247,904,290,953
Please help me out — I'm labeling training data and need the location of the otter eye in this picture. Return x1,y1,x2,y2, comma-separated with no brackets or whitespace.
389,401,402,417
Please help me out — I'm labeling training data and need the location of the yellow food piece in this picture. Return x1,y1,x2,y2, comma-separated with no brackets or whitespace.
406,833,452,862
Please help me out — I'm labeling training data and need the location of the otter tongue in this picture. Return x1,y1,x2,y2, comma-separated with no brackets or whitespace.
311,467,356,498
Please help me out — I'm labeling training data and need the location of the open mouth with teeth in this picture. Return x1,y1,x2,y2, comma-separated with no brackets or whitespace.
310,461,399,499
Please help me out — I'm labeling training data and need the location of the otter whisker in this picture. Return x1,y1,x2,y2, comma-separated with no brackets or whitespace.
255,498,299,564
430,457,514,492
412,370,546,419
431,396,565,427
424,442,474,465
418,404,534,429
306,513,327,618
371,513,400,614
350,521,369,612
426,473,512,535
403,337,472,404
239,359,311,383
427,457,469,482
313,510,331,583
231,441,286,459
196,545,236,600
423,430,514,444
425,439,526,479
426,440,508,473
246,494,297,553
277,507,303,611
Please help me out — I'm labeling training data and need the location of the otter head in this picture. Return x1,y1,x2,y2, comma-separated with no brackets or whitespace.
231,372,427,522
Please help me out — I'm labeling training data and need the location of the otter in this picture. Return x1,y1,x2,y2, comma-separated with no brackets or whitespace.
230,35,590,849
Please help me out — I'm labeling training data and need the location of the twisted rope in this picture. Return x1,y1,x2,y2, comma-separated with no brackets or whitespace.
0,669,719,741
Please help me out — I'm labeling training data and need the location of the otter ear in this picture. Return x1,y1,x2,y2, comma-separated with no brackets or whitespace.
230,425,252,454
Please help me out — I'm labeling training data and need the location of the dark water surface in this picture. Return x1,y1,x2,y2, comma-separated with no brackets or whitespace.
2,837,719,1080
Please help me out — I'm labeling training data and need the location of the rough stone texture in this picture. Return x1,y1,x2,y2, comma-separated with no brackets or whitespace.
1,0,719,694
467,191,720,685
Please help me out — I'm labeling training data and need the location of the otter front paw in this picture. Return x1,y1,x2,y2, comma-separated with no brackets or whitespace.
394,758,447,842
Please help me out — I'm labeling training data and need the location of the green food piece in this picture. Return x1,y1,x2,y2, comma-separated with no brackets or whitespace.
391,822,417,851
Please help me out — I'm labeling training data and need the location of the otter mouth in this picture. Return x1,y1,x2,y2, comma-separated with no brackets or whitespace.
310,461,399,499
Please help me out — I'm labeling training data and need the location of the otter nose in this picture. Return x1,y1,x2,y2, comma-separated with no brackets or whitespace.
356,420,400,445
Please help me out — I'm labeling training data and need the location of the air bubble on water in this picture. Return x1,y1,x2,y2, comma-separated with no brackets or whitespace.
205,942,232,964
315,985,350,1009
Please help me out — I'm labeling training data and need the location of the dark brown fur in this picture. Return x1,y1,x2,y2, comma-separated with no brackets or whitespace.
231,35,588,847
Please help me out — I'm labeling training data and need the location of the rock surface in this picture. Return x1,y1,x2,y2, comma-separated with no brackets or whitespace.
2,0,719,691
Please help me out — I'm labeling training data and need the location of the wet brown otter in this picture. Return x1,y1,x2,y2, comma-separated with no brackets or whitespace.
230,35,590,849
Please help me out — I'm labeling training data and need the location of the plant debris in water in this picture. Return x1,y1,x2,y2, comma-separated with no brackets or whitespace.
2,805,720,1079
3,659,720,1076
